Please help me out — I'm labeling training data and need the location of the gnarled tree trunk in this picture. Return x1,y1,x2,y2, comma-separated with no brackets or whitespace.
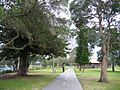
17,52,28,76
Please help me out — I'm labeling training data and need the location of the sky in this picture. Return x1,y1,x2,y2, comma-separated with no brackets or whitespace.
91,46,101,59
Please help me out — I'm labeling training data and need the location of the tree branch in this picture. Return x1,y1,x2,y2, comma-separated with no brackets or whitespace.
5,30,19,46
4,43,29,50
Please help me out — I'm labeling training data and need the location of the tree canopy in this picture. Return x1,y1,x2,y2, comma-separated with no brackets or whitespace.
70,0,120,82
0,0,70,76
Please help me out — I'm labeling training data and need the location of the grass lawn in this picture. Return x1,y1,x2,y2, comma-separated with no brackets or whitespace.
0,68,62,90
75,67,120,90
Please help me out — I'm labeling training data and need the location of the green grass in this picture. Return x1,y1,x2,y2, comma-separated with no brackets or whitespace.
75,67,120,90
0,68,62,90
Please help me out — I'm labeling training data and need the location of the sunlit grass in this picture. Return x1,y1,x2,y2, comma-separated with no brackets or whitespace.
75,67,120,90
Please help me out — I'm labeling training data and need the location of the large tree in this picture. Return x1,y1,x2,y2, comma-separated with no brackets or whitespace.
70,0,120,82
0,0,69,76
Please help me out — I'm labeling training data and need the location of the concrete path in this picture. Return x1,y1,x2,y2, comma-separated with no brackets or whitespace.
42,68,83,90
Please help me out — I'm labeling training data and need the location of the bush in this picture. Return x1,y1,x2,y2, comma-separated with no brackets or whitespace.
1,70,12,74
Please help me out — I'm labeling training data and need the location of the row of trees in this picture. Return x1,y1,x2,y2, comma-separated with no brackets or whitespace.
0,0,70,76
70,0,120,82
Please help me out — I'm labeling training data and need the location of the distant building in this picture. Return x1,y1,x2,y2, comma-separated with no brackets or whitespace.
89,58,101,68
69,48,101,68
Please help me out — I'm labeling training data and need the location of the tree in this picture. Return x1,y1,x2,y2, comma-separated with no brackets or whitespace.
96,1,120,82
70,0,120,82
110,27,120,71
76,28,89,72
109,28,120,72
0,0,69,76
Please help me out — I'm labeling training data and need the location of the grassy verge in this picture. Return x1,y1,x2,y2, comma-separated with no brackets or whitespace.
0,68,62,90
75,67,120,90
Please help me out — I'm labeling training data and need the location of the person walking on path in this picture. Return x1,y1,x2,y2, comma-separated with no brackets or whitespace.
42,68,83,90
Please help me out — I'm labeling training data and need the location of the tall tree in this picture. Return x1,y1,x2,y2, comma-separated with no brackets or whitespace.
0,0,69,76
70,0,120,82
76,28,89,72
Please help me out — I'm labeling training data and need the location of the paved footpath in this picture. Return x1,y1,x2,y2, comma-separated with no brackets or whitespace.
42,68,83,90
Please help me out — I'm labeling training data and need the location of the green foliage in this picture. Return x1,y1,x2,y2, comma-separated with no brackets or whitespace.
1,70,13,74
70,0,93,67
70,0,120,65
76,28,89,66
0,6,4,19
0,0,68,59
0,0,69,75
70,0,92,28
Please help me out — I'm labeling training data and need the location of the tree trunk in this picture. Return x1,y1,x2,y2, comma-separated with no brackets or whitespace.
97,8,109,82
99,44,108,83
82,65,85,73
112,59,115,72
26,60,31,72
13,64,16,71
14,60,18,71
17,53,28,76
52,58,55,73
79,65,82,71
